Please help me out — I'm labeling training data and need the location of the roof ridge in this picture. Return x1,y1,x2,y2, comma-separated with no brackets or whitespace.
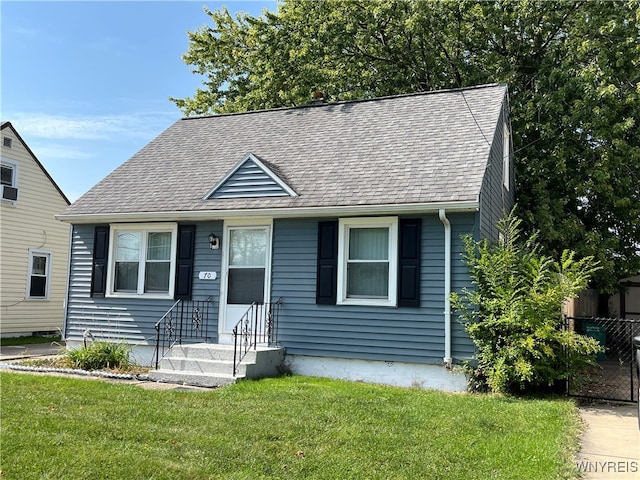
181,83,506,122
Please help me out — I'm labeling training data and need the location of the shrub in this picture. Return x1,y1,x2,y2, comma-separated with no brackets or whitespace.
451,210,603,394
65,341,132,371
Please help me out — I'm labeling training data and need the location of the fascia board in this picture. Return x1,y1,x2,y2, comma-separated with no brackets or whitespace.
56,200,479,224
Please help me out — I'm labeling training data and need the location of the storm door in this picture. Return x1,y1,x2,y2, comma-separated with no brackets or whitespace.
219,223,271,343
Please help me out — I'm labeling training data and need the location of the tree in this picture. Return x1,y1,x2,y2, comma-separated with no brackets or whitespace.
450,211,602,394
172,0,640,293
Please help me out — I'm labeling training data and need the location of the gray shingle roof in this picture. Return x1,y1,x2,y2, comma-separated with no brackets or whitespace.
61,84,507,218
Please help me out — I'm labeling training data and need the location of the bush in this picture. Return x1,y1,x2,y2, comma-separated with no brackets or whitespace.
65,341,132,371
451,210,603,394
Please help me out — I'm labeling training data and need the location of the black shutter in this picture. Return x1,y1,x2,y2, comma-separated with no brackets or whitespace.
398,218,421,307
91,225,110,297
174,224,196,300
316,220,338,305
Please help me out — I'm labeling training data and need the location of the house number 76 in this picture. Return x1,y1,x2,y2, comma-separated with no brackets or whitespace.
198,272,217,280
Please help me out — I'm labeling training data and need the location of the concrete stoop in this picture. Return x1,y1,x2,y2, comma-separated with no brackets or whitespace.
148,343,285,388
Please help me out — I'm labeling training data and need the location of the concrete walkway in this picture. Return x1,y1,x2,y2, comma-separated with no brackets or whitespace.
0,342,62,361
576,403,639,479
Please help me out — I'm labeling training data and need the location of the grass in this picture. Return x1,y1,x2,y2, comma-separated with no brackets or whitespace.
64,341,132,371
0,373,582,479
0,335,61,347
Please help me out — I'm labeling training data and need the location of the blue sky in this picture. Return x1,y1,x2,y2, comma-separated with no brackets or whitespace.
1,0,276,202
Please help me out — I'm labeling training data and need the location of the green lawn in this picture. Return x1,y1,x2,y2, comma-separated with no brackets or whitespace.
0,373,581,479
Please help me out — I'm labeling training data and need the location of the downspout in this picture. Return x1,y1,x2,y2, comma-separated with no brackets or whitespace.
439,209,452,369
62,223,73,341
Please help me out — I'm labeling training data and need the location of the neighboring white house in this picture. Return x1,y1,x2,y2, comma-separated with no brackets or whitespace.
1,121,70,337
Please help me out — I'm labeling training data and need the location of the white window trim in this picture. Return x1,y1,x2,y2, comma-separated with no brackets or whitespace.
503,122,510,190
1,157,19,205
337,216,398,307
26,249,52,300
106,222,178,299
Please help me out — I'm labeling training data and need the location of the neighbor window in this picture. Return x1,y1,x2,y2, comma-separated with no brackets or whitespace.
1,159,18,203
337,217,398,306
107,223,177,297
1,164,14,186
27,250,51,299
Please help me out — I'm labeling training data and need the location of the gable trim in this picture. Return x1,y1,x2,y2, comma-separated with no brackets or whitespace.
203,153,297,200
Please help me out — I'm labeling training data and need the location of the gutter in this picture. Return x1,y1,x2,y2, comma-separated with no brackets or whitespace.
55,200,479,224
439,209,453,369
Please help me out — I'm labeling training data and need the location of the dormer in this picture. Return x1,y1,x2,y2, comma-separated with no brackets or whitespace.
204,153,297,199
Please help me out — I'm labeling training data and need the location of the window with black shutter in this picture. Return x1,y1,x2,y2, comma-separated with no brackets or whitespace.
316,217,421,307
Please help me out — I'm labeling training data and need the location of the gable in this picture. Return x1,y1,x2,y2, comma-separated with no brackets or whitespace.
205,153,297,199
0,122,70,206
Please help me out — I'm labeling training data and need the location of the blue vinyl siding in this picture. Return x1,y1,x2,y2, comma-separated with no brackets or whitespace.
450,215,478,361
271,214,476,365
66,215,476,364
65,222,222,345
190,221,223,305
479,105,515,241
210,160,290,198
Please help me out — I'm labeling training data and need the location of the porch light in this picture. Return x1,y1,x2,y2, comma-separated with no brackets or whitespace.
208,232,220,250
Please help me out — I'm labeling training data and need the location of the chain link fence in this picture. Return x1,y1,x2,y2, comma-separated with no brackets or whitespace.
565,316,640,402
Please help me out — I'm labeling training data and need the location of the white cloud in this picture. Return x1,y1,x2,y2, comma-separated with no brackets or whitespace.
29,144,94,161
8,112,179,141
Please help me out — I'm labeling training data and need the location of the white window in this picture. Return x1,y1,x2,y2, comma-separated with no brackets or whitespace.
27,249,52,300
1,158,18,203
337,217,398,306
107,223,177,298
503,122,510,190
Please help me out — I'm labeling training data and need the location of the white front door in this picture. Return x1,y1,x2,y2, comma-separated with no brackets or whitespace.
219,222,272,344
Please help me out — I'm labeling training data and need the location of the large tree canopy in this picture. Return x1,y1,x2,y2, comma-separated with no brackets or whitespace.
172,0,640,294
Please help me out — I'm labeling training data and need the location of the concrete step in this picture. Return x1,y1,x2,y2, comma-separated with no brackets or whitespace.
165,343,281,362
150,343,285,388
148,369,240,388
157,356,243,376
166,343,237,362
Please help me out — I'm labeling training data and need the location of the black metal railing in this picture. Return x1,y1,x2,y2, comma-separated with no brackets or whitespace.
153,298,214,369
232,298,282,376
564,316,640,402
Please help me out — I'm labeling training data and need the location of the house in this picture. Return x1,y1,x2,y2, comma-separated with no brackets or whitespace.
566,275,640,319
1,122,71,337
57,84,514,390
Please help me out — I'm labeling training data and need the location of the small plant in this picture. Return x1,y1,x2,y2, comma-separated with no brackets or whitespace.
65,341,132,371
451,210,603,394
